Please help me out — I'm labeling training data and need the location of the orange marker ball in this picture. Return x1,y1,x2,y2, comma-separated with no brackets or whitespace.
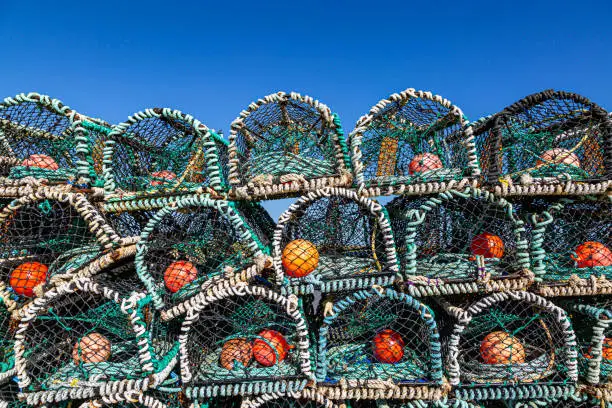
150,170,177,186
372,329,405,364
471,232,505,259
572,242,612,268
219,338,252,370
21,154,59,170
536,148,580,168
281,239,319,278
408,153,443,175
163,261,197,293
72,333,112,364
480,331,525,364
252,329,290,367
9,262,48,297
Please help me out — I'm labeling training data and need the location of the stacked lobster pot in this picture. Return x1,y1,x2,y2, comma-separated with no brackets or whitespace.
0,87,609,408
349,88,610,407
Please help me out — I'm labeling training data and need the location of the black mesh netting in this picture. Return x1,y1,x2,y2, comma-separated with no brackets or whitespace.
0,198,102,295
0,97,76,180
522,197,611,282
138,204,264,308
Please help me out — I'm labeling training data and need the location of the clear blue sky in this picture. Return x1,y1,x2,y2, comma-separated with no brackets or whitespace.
1,1,610,219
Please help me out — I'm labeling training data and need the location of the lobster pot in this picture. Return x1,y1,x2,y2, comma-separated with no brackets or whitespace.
448,291,578,401
503,394,611,408
190,398,242,408
241,391,343,408
0,92,110,187
180,285,313,399
475,90,611,196
526,196,611,296
370,399,487,408
557,299,612,386
228,91,352,200
349,88,477,197
273,188,399,295
135,196,271,314
0,192,121,289
75,390,186,408
386,187,531,297
316,288,443,400
104,108,228,197
14,278,160,405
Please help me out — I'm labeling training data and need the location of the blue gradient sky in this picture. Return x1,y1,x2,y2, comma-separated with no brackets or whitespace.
1,0,610,218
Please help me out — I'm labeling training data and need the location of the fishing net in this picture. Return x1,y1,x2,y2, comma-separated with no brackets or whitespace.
0,92,110,187
13,278,161,406
228,92,351,199
180,285,312,399
104,108,228,197
135,196,269,313
349,88,475,195
524,196,611,293
447,292,577,389
475,90,611,195
317,288,442,386
273,188,399,294
387,187,531,296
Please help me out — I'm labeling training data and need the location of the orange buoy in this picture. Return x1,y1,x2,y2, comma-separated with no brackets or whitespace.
72,333,112,364
163,261,198,293
150,170,177,186
480,331,525,364
281,239,319,278
536,148,580,168
219,338,252,370
408,153,443,175
9,262,48,297
571,242,612,268
21,154,59,170
372,329,405,364
252,329,290,367
470,232,505,259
